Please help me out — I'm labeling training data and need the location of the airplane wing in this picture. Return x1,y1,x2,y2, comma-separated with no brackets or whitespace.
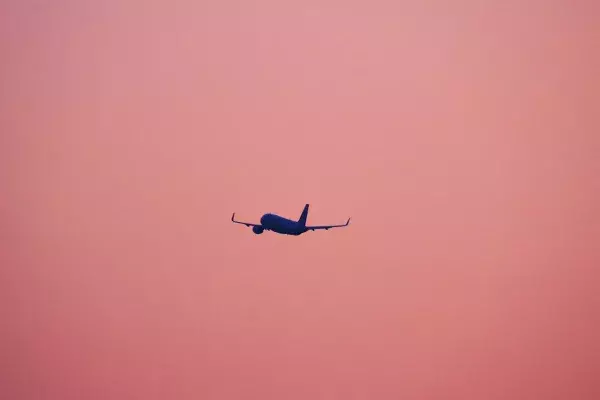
231,213,261,227
306,218,351,231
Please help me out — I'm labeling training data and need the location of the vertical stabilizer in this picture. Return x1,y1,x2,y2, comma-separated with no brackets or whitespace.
298,204,309,226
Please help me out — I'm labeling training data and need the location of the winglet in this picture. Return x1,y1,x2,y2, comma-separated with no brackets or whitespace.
346,217,351,226
231,212,235,222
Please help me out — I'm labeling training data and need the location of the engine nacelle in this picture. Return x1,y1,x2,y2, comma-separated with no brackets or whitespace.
252,226,264,235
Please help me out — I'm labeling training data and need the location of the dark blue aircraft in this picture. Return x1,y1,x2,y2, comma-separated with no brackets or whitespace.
231,204,350,236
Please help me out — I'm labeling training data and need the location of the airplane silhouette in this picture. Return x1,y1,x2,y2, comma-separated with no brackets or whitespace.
231,204,350,236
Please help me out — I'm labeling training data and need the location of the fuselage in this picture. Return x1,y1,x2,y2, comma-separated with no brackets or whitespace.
260,213,307,236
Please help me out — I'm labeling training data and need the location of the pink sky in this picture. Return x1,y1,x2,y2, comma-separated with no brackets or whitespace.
2,1,599,399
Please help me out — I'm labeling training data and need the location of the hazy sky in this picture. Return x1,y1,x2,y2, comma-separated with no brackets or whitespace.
2,1,599,399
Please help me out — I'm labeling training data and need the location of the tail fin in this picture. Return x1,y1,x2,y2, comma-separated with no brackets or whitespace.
298,204,309,226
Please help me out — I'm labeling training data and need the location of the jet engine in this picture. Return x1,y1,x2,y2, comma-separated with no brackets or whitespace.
252,226,264,235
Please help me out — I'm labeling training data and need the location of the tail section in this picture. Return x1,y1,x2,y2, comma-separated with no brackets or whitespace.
298,204,309,226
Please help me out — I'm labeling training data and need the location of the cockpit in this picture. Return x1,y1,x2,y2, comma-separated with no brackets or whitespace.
260,214,273,225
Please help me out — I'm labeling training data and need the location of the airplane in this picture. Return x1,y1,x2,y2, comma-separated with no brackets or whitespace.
231,204,350,236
